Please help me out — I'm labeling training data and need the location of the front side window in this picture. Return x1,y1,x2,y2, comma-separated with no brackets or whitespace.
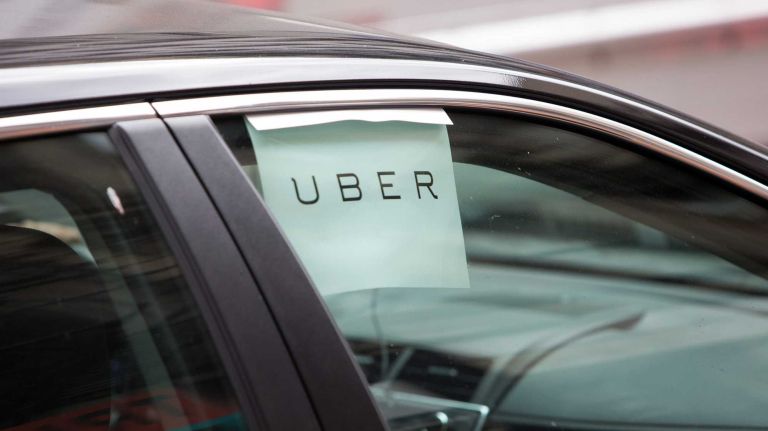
0,133,246,431
216,106,768,430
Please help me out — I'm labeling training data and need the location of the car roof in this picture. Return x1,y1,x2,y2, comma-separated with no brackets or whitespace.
0,0,669,106
0,0,433,68
0,32,455,69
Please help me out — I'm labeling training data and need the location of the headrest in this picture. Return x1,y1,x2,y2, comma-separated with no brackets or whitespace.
0,224,92,285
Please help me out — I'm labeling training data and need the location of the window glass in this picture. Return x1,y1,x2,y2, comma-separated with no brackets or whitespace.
215,108,768,430
0,133,246,431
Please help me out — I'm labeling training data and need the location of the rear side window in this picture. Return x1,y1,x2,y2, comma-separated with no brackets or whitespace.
215,108,768,430
0,133,246,431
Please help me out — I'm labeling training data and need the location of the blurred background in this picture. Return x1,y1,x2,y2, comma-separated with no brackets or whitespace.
248,0,768,145
2,0,767,145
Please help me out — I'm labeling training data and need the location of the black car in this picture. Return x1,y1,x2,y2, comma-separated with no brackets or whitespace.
2,5,768,431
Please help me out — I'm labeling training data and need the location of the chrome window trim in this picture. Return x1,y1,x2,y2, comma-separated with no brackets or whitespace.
0,103,156,140
152,88,768,202
1,57,761,165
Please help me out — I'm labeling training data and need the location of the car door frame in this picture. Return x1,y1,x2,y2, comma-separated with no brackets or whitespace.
6,57,768,431
0,105,324,431
162,115,391,431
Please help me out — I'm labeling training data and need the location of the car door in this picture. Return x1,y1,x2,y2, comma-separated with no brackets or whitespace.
0,105,324,431
157,83,768,431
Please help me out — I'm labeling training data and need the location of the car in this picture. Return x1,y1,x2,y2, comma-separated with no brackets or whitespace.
2,5,768,431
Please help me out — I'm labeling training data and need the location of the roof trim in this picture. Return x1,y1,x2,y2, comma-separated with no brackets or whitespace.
0,103,156,140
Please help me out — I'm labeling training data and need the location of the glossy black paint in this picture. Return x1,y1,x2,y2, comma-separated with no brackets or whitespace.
165,115,389,431
109,119,322,431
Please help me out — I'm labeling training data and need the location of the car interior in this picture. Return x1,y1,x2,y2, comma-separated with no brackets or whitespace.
0,132,244,431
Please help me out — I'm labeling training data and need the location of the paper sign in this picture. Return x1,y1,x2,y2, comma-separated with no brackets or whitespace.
245,109,469,296
247,108,453,131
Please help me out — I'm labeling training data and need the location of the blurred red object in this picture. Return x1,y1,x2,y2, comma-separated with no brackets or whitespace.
223,0,282,10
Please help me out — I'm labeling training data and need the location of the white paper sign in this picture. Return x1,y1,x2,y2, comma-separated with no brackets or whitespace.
246,110,469,296
247,108,453,130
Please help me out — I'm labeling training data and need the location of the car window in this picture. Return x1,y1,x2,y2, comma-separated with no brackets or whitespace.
214,108,768,430
0,132,246,431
